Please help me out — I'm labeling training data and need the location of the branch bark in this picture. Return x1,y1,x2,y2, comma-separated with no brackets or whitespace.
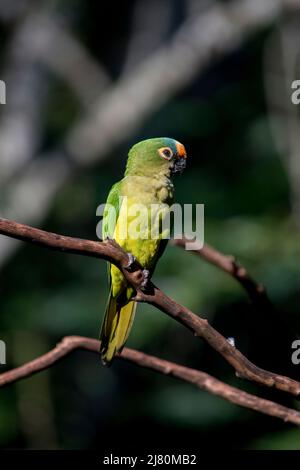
172,238,269,304
1,335,300,426
0,217,299,399
0,0,285,270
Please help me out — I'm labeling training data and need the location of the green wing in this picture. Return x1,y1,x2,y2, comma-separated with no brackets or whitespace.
102,181,122,240
102,181,122,286
100,180,137,365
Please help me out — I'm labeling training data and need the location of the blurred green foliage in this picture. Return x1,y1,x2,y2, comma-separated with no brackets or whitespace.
1,0,300,451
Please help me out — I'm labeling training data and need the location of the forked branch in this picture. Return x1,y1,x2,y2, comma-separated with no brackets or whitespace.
173,238,269,304
0,217,300,424
1,336,300,426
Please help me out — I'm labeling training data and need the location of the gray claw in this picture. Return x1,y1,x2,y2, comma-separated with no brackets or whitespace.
125,253,136,270
141,269,150,289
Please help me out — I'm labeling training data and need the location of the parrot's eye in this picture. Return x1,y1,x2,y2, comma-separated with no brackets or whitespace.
158,147,173,160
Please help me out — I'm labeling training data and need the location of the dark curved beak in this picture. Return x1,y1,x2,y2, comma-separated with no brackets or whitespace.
172,157,186,174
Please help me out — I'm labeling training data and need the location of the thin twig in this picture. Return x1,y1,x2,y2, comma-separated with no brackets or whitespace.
0,335,300,426
172,239,268,304
0,217,300,398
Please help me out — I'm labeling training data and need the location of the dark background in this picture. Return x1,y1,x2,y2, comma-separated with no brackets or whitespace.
1,0,300,450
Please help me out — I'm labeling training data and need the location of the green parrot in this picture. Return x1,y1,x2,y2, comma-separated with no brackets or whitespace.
100,137,187,364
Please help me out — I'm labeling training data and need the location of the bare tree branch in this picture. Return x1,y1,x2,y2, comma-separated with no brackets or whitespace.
0,154,70,265
0,13,110,265
173,239,268,304
1,335,300,426
28,15,110,107
0,217,299,397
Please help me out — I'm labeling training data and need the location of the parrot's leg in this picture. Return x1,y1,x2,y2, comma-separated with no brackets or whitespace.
141,269,150,289
125,254,149,289
124,253,136,270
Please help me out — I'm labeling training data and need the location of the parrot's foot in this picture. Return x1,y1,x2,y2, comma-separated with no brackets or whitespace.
141,269,150,289
124,253,136,270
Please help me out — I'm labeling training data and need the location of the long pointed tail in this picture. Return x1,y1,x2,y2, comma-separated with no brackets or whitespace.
100,290,136,365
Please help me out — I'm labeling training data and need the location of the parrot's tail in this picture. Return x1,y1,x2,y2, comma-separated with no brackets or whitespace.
100,290,137,365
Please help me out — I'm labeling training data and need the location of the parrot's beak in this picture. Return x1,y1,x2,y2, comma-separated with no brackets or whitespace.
172,141,187,174
172,158,186,174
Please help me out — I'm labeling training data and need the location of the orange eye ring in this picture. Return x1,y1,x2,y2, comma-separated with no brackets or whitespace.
158,147,173,160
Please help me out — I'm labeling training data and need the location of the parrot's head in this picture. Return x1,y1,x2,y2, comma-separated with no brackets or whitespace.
126,137,187,178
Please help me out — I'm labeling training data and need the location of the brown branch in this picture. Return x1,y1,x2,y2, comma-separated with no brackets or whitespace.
0,217,300,399
0,217,145,287
172,238,269,304
1,335,300,426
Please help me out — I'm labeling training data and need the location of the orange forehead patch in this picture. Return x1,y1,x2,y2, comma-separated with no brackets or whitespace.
176,142,187,158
